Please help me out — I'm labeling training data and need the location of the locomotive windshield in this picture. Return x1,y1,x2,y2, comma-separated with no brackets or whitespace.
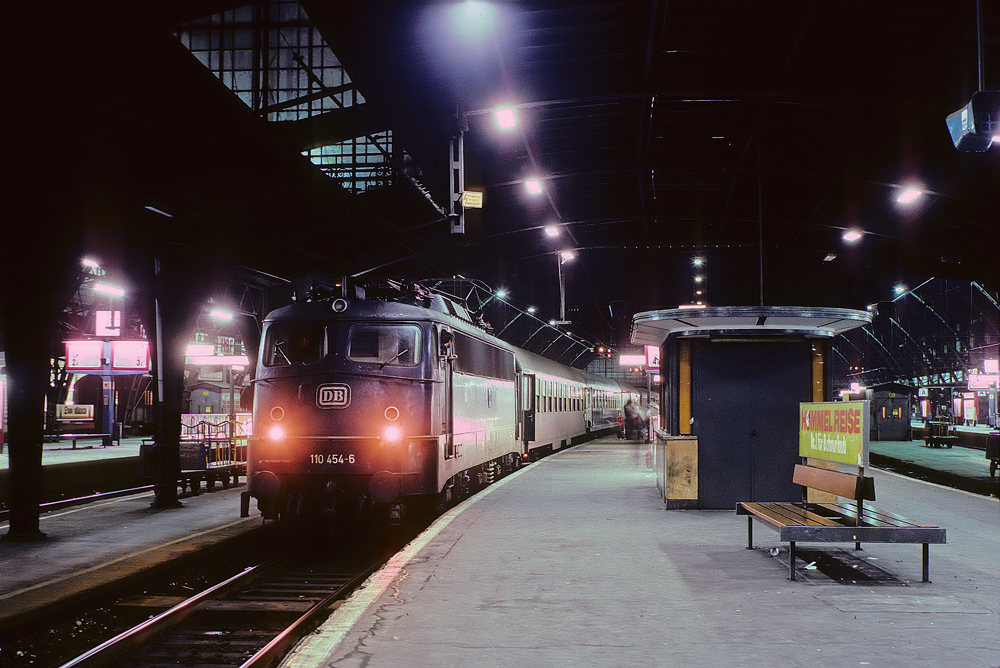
262,323,326,366
347,323,421,367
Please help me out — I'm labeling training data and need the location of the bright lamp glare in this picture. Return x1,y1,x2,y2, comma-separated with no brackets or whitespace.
94,283,125,297
842,230,863,242
81,258,100,269
897,188,922,204
496,107,516,129
544,226,560,237
383,425,402,443
267,425,286,442
526,179,543,195
560,250,575,262
894,285,907,294
496,289,507,298
210,309,233,321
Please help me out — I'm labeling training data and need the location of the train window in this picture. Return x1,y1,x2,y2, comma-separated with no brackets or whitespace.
348,324,421,366
262,323,326,366
451,332,515,380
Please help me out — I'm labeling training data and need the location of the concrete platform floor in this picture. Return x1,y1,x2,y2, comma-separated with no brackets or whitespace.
0,485,257,632
285,437,1000,668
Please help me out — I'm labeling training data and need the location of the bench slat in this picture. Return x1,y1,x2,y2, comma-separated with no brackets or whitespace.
817,502,940,529
739,502,843,528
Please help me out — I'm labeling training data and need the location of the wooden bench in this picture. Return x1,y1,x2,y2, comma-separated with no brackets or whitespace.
54,433,113,449
737,464,946,582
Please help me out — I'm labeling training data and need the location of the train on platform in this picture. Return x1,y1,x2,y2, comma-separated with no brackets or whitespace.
242,280,643,528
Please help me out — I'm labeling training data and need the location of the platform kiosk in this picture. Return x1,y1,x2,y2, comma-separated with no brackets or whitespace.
632,306,871,509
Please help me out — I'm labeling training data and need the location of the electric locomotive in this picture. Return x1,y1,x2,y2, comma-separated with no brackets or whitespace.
243,280,643,527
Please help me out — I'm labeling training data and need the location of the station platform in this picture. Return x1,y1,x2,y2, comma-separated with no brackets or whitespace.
0,436,147,470
285,437,999,668
0,484,257,633
0,436,997,665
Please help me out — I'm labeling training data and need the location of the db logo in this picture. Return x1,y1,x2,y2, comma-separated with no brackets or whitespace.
316,383,351,409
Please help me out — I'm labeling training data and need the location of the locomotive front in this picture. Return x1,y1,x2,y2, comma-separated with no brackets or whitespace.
247,299,442,526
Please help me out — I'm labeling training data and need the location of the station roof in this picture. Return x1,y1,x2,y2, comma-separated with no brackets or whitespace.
5,1,1000,351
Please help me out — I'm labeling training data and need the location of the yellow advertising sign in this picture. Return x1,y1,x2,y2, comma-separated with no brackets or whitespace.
799,400,869,468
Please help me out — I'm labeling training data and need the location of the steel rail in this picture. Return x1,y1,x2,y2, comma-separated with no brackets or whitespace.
56,557,284,668
239,558,388,668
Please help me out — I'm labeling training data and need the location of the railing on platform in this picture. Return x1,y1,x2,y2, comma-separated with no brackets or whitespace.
179,413,252,470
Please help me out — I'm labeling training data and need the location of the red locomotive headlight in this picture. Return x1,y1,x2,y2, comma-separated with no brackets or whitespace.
266,425,287,442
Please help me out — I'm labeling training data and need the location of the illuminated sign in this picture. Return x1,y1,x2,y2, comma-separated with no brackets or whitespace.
96,310,122,336
111,340,150,371
187,355,250,366
969,374,999,390
619,354,645,366
645,345,660,372
65,341,105,370
57,404,94,420
65,340,151,373
799,400,869,467
462,190,484,209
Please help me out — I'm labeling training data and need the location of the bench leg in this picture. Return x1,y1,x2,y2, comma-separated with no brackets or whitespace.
922,543,930,583
788,541,796,581
746,516,754,549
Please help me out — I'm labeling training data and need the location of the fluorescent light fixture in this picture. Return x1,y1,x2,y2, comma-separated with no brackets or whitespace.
842,229,863,242
81,258,100,269
544,225,560,237
210,309,233,321
94,283,125,296
560,250,575,262
144,205,173,218
823,253,837,262
896,188,923,204
495,107,516,129
525,179,542,195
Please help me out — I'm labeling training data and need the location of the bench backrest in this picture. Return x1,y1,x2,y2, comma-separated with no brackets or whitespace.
793,464,875,503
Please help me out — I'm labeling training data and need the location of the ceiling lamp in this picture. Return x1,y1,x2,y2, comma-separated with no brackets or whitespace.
896,188,923,204
495,107,516,129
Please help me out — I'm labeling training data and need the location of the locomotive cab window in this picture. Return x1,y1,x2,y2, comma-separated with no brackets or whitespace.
348,324,421,366
263,323,326,366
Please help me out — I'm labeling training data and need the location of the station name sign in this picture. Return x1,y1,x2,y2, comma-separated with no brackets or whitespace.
799,400,869,468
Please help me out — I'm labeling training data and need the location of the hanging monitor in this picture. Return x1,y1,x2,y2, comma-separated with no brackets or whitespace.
946,90,1000,151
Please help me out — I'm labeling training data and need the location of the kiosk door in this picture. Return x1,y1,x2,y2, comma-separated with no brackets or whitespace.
692,340,808,508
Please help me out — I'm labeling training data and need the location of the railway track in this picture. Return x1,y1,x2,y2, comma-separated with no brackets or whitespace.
57,549,388,668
